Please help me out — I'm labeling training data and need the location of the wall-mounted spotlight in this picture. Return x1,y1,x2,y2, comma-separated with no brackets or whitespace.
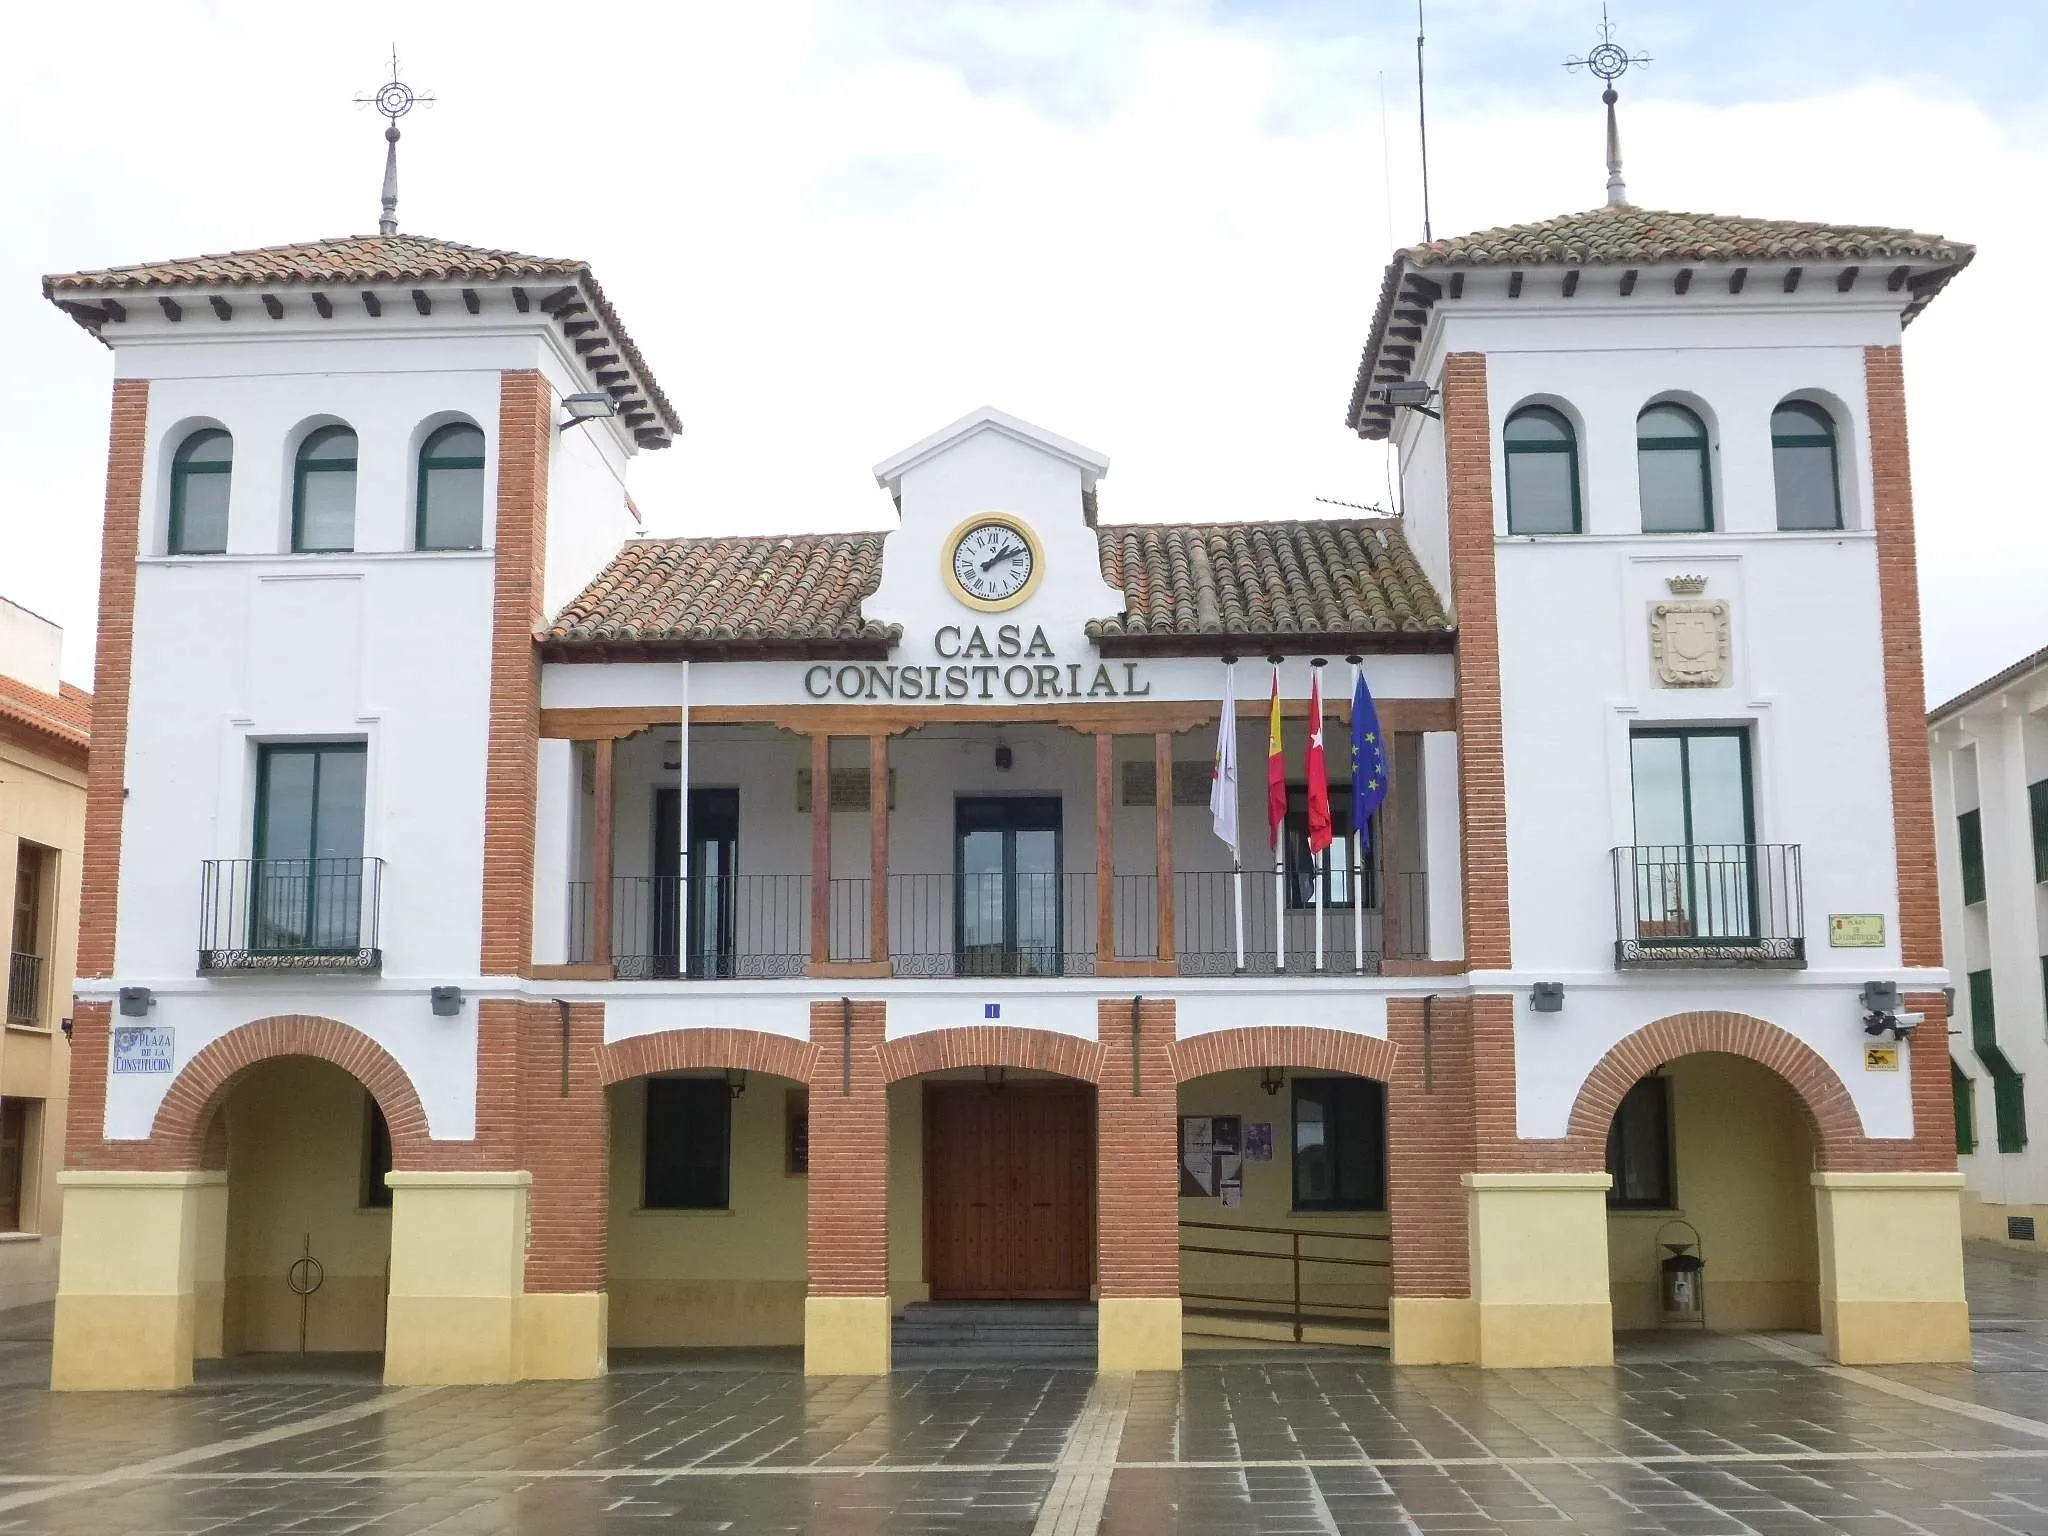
1529,981,1565,1014
1377,380,1441,420
725,1068,749,1100
558,392,618,433
1260,1066,1285,1097
994,743,1014,772
430,985,465,1018
118,987,155,1018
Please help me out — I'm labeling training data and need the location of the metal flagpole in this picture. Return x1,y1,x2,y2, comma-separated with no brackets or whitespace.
1311,660,1325,974
676,661,690,968
1351,657,1367,974
1270,658,1286,975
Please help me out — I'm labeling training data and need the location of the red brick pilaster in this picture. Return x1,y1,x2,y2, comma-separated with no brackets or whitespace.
480,370,553,977
807,999,888,1296
1096,997,1178,1299
1386,995,1473,1297
519,1001,608,1294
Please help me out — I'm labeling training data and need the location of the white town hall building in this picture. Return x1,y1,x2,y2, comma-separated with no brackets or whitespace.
37,188,1974,1386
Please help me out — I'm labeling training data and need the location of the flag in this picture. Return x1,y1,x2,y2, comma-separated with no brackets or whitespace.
1350,669,1389,850
1265,669,1287,852
1306,668,1333,856
1209,664,1239,862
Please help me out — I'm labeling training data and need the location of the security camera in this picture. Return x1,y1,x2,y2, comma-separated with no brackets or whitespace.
1863,1010,1922,1041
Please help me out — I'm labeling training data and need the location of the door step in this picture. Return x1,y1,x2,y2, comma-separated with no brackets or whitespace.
892,1302,1098,1368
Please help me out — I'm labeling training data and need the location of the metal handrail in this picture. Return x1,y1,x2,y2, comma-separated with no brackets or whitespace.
5,952,41,1026
1178,1218,1389,1342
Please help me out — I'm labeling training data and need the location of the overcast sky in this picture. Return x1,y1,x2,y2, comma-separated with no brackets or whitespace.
4,1,2038,703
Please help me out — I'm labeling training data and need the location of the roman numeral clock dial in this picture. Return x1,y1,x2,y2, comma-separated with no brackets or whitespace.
943,516,1042,612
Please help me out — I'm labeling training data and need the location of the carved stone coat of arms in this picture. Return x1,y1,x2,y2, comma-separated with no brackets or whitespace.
1649,600,1730,687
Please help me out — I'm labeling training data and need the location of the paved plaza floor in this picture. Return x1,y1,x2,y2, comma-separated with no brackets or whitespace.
10,1252,2048,1532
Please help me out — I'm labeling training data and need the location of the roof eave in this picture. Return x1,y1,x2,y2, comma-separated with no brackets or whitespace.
1090,628,1455,659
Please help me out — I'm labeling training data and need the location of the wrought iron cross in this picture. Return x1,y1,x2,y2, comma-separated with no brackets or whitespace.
355,49,434,236
1564,7,1650,207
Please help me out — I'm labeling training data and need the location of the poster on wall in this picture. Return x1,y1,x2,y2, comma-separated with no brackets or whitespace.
1179,1115,1245,1200
1244,1124,1273,1162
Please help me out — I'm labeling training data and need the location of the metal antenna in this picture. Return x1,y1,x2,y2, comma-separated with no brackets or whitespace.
1564,5,1650,207
1415,0,1432,243
354,47,435,236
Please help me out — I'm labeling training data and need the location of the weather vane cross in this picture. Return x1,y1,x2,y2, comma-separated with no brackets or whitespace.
1563,6,1649,207
355,48,434,237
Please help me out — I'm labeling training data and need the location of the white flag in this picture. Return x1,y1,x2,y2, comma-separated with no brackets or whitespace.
1210,663,1240,862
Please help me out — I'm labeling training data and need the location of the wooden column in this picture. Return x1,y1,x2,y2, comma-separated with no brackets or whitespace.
810,733,831,966
591,737,615,972
1380,735,1404,963
1095,733,1114,962
869,734,890,966
1154,732,1176,964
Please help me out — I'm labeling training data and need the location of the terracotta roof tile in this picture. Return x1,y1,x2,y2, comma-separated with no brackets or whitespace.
545,520,1451,659
0,675,90,755
1347,204,1974,439
42,234,679,441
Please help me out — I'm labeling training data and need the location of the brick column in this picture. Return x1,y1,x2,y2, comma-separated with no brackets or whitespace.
1096,996,1181,1370
515,1000,608,1379
1386,994,1476,1363
805,998,890,1373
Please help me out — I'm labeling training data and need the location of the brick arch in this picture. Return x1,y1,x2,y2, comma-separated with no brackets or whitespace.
1566,1010,1864,1167
151,1014,433,1171
879,1027,1105,1085
1167,1026,1399,1084
600,1027,818,1087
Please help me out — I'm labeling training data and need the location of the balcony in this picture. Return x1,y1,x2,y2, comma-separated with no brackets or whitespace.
566,870,1430,981
5,953,41,1026
1611,844,1804,969
198,858,384,973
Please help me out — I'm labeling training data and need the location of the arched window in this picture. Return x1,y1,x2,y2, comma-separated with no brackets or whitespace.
1503,405,1581,534
1637,403,1713,533
292,426,358,553
168,429,232,555
416,423,487,550
1771,401,1841,531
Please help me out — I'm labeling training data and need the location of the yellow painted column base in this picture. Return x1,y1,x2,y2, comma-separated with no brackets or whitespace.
383,1171,531,1386
1476,1303,1614,1368
1101,1296,1182,1371
519,1293,609,1380
1465,1172,1614,1369
1390,1297,1477,1365
1814,1171,1971,1366
385,1296,521,1385
804,1295,892,1375
51,1294,196,1391
1827,1299,1972,1365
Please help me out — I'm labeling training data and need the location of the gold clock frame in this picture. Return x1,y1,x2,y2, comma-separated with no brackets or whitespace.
940,512,1046,613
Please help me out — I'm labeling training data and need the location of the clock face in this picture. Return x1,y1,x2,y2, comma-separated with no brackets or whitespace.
949,519,1038,607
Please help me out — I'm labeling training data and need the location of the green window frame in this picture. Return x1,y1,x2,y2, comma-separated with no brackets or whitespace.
1953,1059,1977,1156
1960,809,1986,905
1770,400,1842,531
1291,1077,1386,1212
1969,968,2027,1153
1606,1075,1675,1208
1502,404,1581,534
644,1077,731,1210
415,422,488,551
292,425,359,554
1637,402,1714,533
2031,781,2048,885
168,428,233,555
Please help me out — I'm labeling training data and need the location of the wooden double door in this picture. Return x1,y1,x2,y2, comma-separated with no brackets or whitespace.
925,1082,1094,1300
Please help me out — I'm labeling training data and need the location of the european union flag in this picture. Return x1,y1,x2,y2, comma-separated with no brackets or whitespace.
1350,671,1388,850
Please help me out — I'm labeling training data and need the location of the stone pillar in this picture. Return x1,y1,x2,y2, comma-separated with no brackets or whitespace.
1813,1171,1970,1364
1387,995,1477,1363
1464,1172,1613,1368
384,1171,532,1385
51,1169,225,1391
1096,996,1181,1370
516,1000,609,1380
805,998,890,1374
192,1175,229,1361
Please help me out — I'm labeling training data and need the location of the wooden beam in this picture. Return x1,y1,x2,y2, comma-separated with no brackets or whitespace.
158,297,182,321
592,737,615,972
101,298,126,322
1507,270,1523,298
810,733,831,966
1154,732,1176,964
411,289,432,315
208,296,232,321
512,286,530,312
311,292,333,318
1887,265,1911,291
869,734,890,965
1447,272,1465,299
461,288,481,314
1561,269,1580,298
261,294,284,319
1729,266,1748,295
585,353,621,370
1096,733,1114,963
1619,268,1638,297
1783,266,1803,293
537,285,578,313
1673,268,1692,295
563,319,601,336
1837,265,1859,293
361,291,382,317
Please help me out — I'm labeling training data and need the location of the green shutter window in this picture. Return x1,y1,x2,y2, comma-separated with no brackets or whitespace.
416,423,487,550
2031,781,2048,885
1952,1060,1977,1155
1503,405,1582,534
1771,401,1842,531
1637,402,1714,533
168,428,233,555
1970,968,2027,1153
1960,809,1986,906
292,426,359,553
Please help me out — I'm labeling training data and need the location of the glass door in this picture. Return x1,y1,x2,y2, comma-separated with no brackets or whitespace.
955,797,1063,977
1629,729,1755,943
253,743,367,954
655,788,738,979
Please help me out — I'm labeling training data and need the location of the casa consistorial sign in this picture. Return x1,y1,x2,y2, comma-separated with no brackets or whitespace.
803,624,1154,702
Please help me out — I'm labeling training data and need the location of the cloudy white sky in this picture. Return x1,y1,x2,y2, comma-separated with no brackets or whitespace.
3,1,2038,701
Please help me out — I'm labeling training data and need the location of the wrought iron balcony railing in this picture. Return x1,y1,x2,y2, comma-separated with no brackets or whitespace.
1611,843,1804,968
199,858,384,973
5,953,42,1026
566,869,1431,980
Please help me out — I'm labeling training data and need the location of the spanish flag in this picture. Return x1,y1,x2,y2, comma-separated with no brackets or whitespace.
1266,668,1287,852
1306,666,1332,856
